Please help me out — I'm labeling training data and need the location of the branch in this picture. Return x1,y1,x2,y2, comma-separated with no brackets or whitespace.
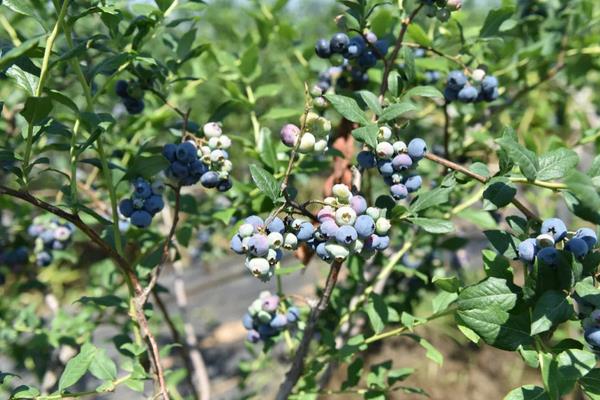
275,260,343,400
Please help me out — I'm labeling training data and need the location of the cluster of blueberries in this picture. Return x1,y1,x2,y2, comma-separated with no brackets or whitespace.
310,184,391,262
280,112,332,154
230,214,305,281
28,219,75,267
422,0,462,21
0,246,28,268
444,69,499,103
313,31,389,94
242,291,300,344
115,80,145,115
357,131,427,201
162,122,233,191
517,218,597,265
583,310,600,350
119,178,165,229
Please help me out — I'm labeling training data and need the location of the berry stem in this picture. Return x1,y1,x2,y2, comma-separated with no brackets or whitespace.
276,260,343,400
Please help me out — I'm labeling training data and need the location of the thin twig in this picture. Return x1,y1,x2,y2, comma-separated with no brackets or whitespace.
275,260,343,400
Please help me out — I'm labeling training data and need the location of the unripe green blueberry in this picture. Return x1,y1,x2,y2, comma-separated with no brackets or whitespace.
257,310,272,324
151,180,165,195
378,126,392,140
336,206,357,225
536,233,555,248
267,249,279,264
332,184,352,202
351,239,364,253
437,8,451,22
301,111,320,127
248,299,263,316
311,85,324,97
221,159,233,172
325,243,350,262
324,196,337,206
239,223,255,238
330,53,345,66
210,149,227,163
393,141,407,153
241,237,251,252
268,232,284,248
203,122,222,138
200,145,211,156
376,142,394,159
247,257,271,277
313,96,328,109
298,132,316,153
366,207,381,220
314,139,328,152
283,233,298,250
375,218,391,235
447,0,462,10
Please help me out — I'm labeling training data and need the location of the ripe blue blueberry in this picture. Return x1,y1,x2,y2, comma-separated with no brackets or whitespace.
143,195,165,215
407,138,427,160
330,33,350,53
390,183,408,200
286,307,300,323
119,199,134,218
230,235,244,254
248,234,269,257
200,171,220,188
170,161,190,179
36,251,53,267
162,143,177,162
358,51,377,68
297,222,315,241
447,70,467,91
315,38,331,58
245,216,264,229
481,76,498,92
270,314,288,329
242,313,254,330
517,238,537,263
131,210,152,228
566,238,589,259
217,178,233,192
316,241,331,261
267,217,285,234
392,154,413,171
176,142,197,163
575,228,597,248
320,219,339,239
404,175,422,193
335,225,358,245
374,235,390,250
377,160,394,176
457,86,479,103
585,327,600,349
354,215,375,238
247,329,261,343
374,39,389,58
115,80,129,97
134,179,152,199
344,36,366,59
123,97,144,114
541,218,568,242
444,86,459,102
357,151,377,169
537,246,558,265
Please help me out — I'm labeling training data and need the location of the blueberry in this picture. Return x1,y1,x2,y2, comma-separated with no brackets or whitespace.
316,241,331,261
242,313,254,330
267,217,285,234
162,143,177,162
335,225,358,245
245,216,264,230
585,327,600,349
444,86,459,102
297,222,314,241
286,307,300,323
344,36,366,59
133,178,152,199
357,151,377,169
447,70,467,91
119,199,134,218
517,238,537,263
170,161,189,179
404,175,422,193
262,295,279,312
315,38,332,58
247,329,261,343
354,215,375,238
566,238,589,259
176,142,197,163
575,228,597,248
123,97,144,114
392,154,413,171
270,314,288,329
115,80,129,97
190,160,208,177
374,235,390,250
378,160,394,177
481,76,498,92
541,218,568,242
457,86,479,103
320,219,339,239
374,39,389,58
230,234,244,254
358,51,377,68
200,171,220,188
481,86,499,102
143,195,164,215
537,246,558,265
407,138,427,160
217,178,233,192
131,210,152,228
248,234,269,257
257,324,278,338
36,251,53,267
330,33,350,53
390,183,408,200
350,195,368,215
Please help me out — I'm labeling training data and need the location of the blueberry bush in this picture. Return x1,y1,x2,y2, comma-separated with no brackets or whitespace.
2,0,600,399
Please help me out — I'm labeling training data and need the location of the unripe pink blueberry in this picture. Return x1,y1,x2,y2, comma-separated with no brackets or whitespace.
376,142,394,159
203,122,222,138
262,295,279,312
280,124,300,147
318,206,336,222
350,195,367,214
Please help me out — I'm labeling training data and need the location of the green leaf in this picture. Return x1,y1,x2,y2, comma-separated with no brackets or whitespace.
480,7,515,38
403,334,443,365
239,44,259,78
365,294,388,334
379,102,417,122
530,291,574,335
11,385,41,399
357,90,382,115
409,187,451,214
482,250,513,280
556,349,596,395
457,277,517,311
260,107,298,120
6,64,39,95
483,178,516,210
324,94,369,125
537,148,579,181
387,70,400,98
89,349,117,381
21,96,53,125
341,357,364,390
408,217,453,234
401,47,415,82
404,85,443,99
406,24,432,47
565,170,600,210
249,164,279,201
432,291,458,314
352,124,379,149
496,136,538,180
432,275,461,293
155,0,175,11
0,37,40,71
581,369,600,398
124,155,169,181
58,343,97,391
504,385,549,400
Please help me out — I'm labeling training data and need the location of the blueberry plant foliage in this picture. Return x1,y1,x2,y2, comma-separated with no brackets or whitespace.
2,0,600,399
